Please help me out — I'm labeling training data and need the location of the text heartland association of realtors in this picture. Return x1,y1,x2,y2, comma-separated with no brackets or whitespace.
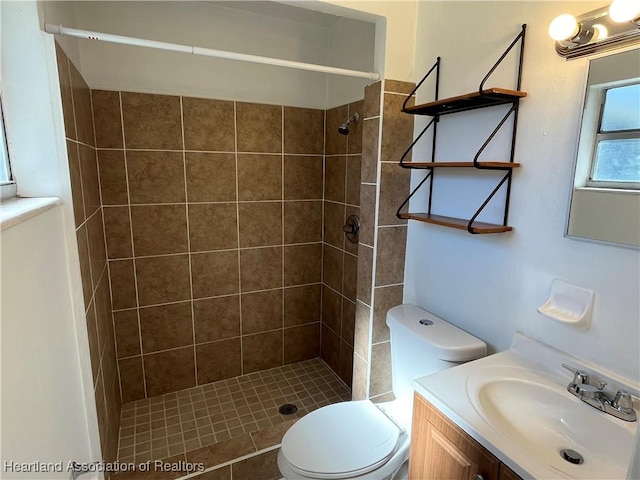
3,460,205,474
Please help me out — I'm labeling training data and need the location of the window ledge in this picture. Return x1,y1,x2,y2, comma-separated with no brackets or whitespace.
0,197,62,231
575,186,640,195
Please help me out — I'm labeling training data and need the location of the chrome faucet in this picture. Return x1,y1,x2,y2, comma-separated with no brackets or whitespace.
562,364,637,422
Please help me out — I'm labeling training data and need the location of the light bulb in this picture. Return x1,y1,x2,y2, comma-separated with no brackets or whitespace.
593,23,609,40
609,0,640,22
549,14,579,41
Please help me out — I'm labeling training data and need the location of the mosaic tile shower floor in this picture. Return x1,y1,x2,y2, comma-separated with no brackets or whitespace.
117,358,351,463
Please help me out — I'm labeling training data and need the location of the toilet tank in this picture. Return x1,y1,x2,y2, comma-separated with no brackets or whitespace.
386,304,487,400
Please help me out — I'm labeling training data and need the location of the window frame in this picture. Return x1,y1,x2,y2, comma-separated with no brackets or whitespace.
0,91,17,200
585,81,640,190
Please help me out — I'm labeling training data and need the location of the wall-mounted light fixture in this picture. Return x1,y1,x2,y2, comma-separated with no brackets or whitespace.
549,0,640,59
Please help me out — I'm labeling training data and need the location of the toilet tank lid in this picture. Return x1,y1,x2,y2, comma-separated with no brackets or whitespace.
386,304,487,362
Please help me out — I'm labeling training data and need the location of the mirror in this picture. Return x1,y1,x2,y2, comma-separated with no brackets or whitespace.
566,48,640,247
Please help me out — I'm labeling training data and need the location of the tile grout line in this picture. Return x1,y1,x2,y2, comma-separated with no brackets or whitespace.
68,140,87,234
102,198,327,207
180,96,199,389
118,90,148,402
281,105,285,368
82,261,109,318
324,198,361,209
234,101,244,376
88,86,118,456
94,147,325,157
106,240,325,262
176,385,192,459
66,55,88,228
111,283,324,312
79,227,95,316
114,319,325,360
383,90,415,97
92,144,126,450
319,108,326,362
364,80,387,398
90,303,103,399
340,105,351,354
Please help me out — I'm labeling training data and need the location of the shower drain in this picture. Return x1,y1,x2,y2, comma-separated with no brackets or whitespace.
279,403,298,415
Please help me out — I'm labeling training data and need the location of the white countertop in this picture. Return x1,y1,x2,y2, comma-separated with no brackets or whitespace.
413,333,638,480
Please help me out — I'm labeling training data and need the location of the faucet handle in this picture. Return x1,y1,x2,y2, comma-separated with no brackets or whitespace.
562,363,589,384
612,390,634,411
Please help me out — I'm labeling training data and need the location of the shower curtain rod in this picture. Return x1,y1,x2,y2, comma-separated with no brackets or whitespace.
44,23,381,81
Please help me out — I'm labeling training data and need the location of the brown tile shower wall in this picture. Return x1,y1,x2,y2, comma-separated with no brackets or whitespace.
320,100,363,387
353,80,414,401
92,90,326,401
55,43,121,466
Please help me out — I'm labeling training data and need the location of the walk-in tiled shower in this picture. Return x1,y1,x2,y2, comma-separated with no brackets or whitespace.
54,41,362,469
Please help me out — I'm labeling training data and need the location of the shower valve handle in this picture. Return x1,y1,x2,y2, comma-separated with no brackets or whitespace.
343,224,357,234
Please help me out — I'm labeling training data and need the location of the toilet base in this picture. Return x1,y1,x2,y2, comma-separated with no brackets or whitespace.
393,462,409,480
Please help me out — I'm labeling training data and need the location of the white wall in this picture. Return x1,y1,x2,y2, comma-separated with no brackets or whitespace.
1,0,102,470
1,208,95,477
41,1,377,109
404,1,640,382
315,0,418,83
327,17,375,107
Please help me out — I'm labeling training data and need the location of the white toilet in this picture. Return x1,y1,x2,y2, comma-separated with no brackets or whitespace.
277,304,487,480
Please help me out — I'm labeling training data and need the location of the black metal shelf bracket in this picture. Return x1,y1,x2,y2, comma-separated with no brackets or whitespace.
466,172,512,233
402,57,440,113
396,171,433,219
395,25,527,233
479,24,527,94
398,117,437,167
473,103,518,169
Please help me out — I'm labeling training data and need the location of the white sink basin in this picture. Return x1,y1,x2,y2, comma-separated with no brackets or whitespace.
467,366,634,478
414,334,639,479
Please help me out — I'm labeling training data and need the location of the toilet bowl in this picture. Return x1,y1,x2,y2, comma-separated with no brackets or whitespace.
278,304,487,480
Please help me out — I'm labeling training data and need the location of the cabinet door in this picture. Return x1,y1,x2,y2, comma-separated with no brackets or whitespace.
409,393,500,480
498,463,523,480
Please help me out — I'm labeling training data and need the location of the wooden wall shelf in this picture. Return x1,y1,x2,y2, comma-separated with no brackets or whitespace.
396,25,527,235
398,213,513,234
401,161,521,170
404,88,527,116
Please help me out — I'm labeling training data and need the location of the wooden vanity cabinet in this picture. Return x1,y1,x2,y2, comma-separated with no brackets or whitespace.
498,463,522,480
409,393,523,480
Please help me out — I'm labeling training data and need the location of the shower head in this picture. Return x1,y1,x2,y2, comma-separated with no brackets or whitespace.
338,112,360,135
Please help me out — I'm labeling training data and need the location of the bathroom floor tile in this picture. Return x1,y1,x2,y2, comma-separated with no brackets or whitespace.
117,358,351,463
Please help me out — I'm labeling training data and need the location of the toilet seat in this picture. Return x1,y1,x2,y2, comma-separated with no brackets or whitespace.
280,400,402,479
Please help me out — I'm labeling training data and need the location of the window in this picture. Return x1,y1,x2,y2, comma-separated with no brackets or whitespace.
0,99,12,185
0,95,17,201
587,83,640,188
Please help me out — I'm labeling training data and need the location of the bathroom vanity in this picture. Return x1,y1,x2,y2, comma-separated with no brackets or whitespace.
410,393,521,480
411,333,638,479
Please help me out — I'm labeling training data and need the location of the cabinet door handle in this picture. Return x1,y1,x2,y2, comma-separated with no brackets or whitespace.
473,475,484,480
